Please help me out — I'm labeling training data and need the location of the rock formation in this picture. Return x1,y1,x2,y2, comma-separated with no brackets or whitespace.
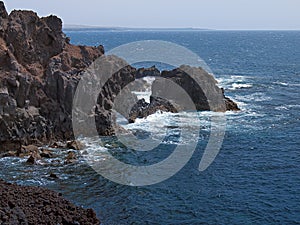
0,1,239,153
0,179,100,224
128,66,239,122
0,1,104,152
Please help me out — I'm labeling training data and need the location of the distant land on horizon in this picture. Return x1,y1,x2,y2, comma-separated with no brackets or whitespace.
63,24,213,31
63,25,300,31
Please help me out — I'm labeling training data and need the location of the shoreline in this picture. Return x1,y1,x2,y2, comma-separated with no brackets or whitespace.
0,179,100,224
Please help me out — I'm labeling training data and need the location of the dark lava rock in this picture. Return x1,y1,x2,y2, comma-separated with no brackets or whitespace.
135,66,160,79
49,141,65,149
66,140,84,150
65,151,77,164
128,96,177,123
0,1,104,146
155,65,239,112
40,148,56,158
26,155,36,164
49,173,59,179
26,150,41,164
0,179,100,224
18,145,39,157
0,1,239,154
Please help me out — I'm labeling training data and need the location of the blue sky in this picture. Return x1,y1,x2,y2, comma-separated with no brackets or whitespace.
3,0,300,30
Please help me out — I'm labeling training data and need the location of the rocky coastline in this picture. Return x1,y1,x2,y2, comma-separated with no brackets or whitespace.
0,1,239,224
0,1,238,152
0,179,100,225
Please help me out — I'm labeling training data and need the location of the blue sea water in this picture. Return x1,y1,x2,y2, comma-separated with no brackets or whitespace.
1,30,300,224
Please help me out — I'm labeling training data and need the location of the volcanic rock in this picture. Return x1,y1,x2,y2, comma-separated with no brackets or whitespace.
0,1,239,151
0,179,100,224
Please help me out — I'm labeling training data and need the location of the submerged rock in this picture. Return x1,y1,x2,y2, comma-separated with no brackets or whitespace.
49,173,59,179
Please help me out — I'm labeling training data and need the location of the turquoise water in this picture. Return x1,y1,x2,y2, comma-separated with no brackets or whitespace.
1,30,300,224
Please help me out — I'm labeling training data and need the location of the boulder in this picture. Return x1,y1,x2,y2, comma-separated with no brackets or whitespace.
128,97,177,123
66,140,84,150
26,151,41,164
40,148,56,158
65,151,77,164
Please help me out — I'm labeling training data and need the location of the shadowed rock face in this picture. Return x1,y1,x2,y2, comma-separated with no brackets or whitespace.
128,66,239,122
0,1,239,152
0,2,105,150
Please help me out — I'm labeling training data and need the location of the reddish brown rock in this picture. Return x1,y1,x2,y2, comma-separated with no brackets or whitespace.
66,140,84,150
0,179,100,224
0,2,104,146
0,1,239,153
40,148,56,158
65,151,77,164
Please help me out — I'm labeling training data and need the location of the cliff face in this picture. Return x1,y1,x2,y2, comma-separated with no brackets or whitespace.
0,2,239,152
0,2,105,150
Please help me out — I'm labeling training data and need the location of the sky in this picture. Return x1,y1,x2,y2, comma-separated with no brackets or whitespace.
3,0,300,30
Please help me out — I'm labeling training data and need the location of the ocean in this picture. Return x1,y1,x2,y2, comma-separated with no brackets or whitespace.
1,30,299,224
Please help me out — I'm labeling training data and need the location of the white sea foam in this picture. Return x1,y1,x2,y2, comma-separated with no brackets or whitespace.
275,104,300,111
273,81,288,86
273,81,300,87
229,83,253,90
132,91,152,102
234,92,272,102
287,104,300,108
216,75,253,91
275,106,289,111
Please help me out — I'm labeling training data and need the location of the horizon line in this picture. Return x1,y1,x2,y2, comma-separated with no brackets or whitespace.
63,24,300,31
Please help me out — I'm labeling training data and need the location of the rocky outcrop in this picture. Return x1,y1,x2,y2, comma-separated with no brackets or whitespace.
128,96,178,123
128,65,239,122
0,1,239,151
0,2,104,151
0,179,100,224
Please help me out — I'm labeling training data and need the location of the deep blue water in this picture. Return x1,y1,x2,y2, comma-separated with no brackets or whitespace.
1,30,300,224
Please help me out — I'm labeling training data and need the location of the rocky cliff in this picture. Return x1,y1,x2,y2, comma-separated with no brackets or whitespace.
0,1,105,151
0,1,239,153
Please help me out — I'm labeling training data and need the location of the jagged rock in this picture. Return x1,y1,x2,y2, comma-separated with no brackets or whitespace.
128,97,177,123
66,140,84,150
18,145,39,157
49,173,59,179
0,2,104,147
1,151,17,157
65,151,77,164
0,1,239,155
0,179,100,224
48,141,65,149
0,2,8,20
0,141,21,154
128,66,239,121
26,155,36,164
135,66,160,78
223,89,240,111
40,148,56,158
26,151,41,164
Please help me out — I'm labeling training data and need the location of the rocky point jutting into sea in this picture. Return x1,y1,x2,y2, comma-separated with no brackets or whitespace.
0,1,238,152
0,1,239,224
